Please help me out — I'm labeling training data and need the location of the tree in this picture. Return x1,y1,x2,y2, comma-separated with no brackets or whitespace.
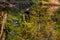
24,0,59,40
0,0,60,40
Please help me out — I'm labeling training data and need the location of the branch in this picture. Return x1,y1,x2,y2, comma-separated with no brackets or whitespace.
0,11,7,40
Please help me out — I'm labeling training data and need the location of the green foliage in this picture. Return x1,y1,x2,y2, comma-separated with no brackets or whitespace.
1,0,60,40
